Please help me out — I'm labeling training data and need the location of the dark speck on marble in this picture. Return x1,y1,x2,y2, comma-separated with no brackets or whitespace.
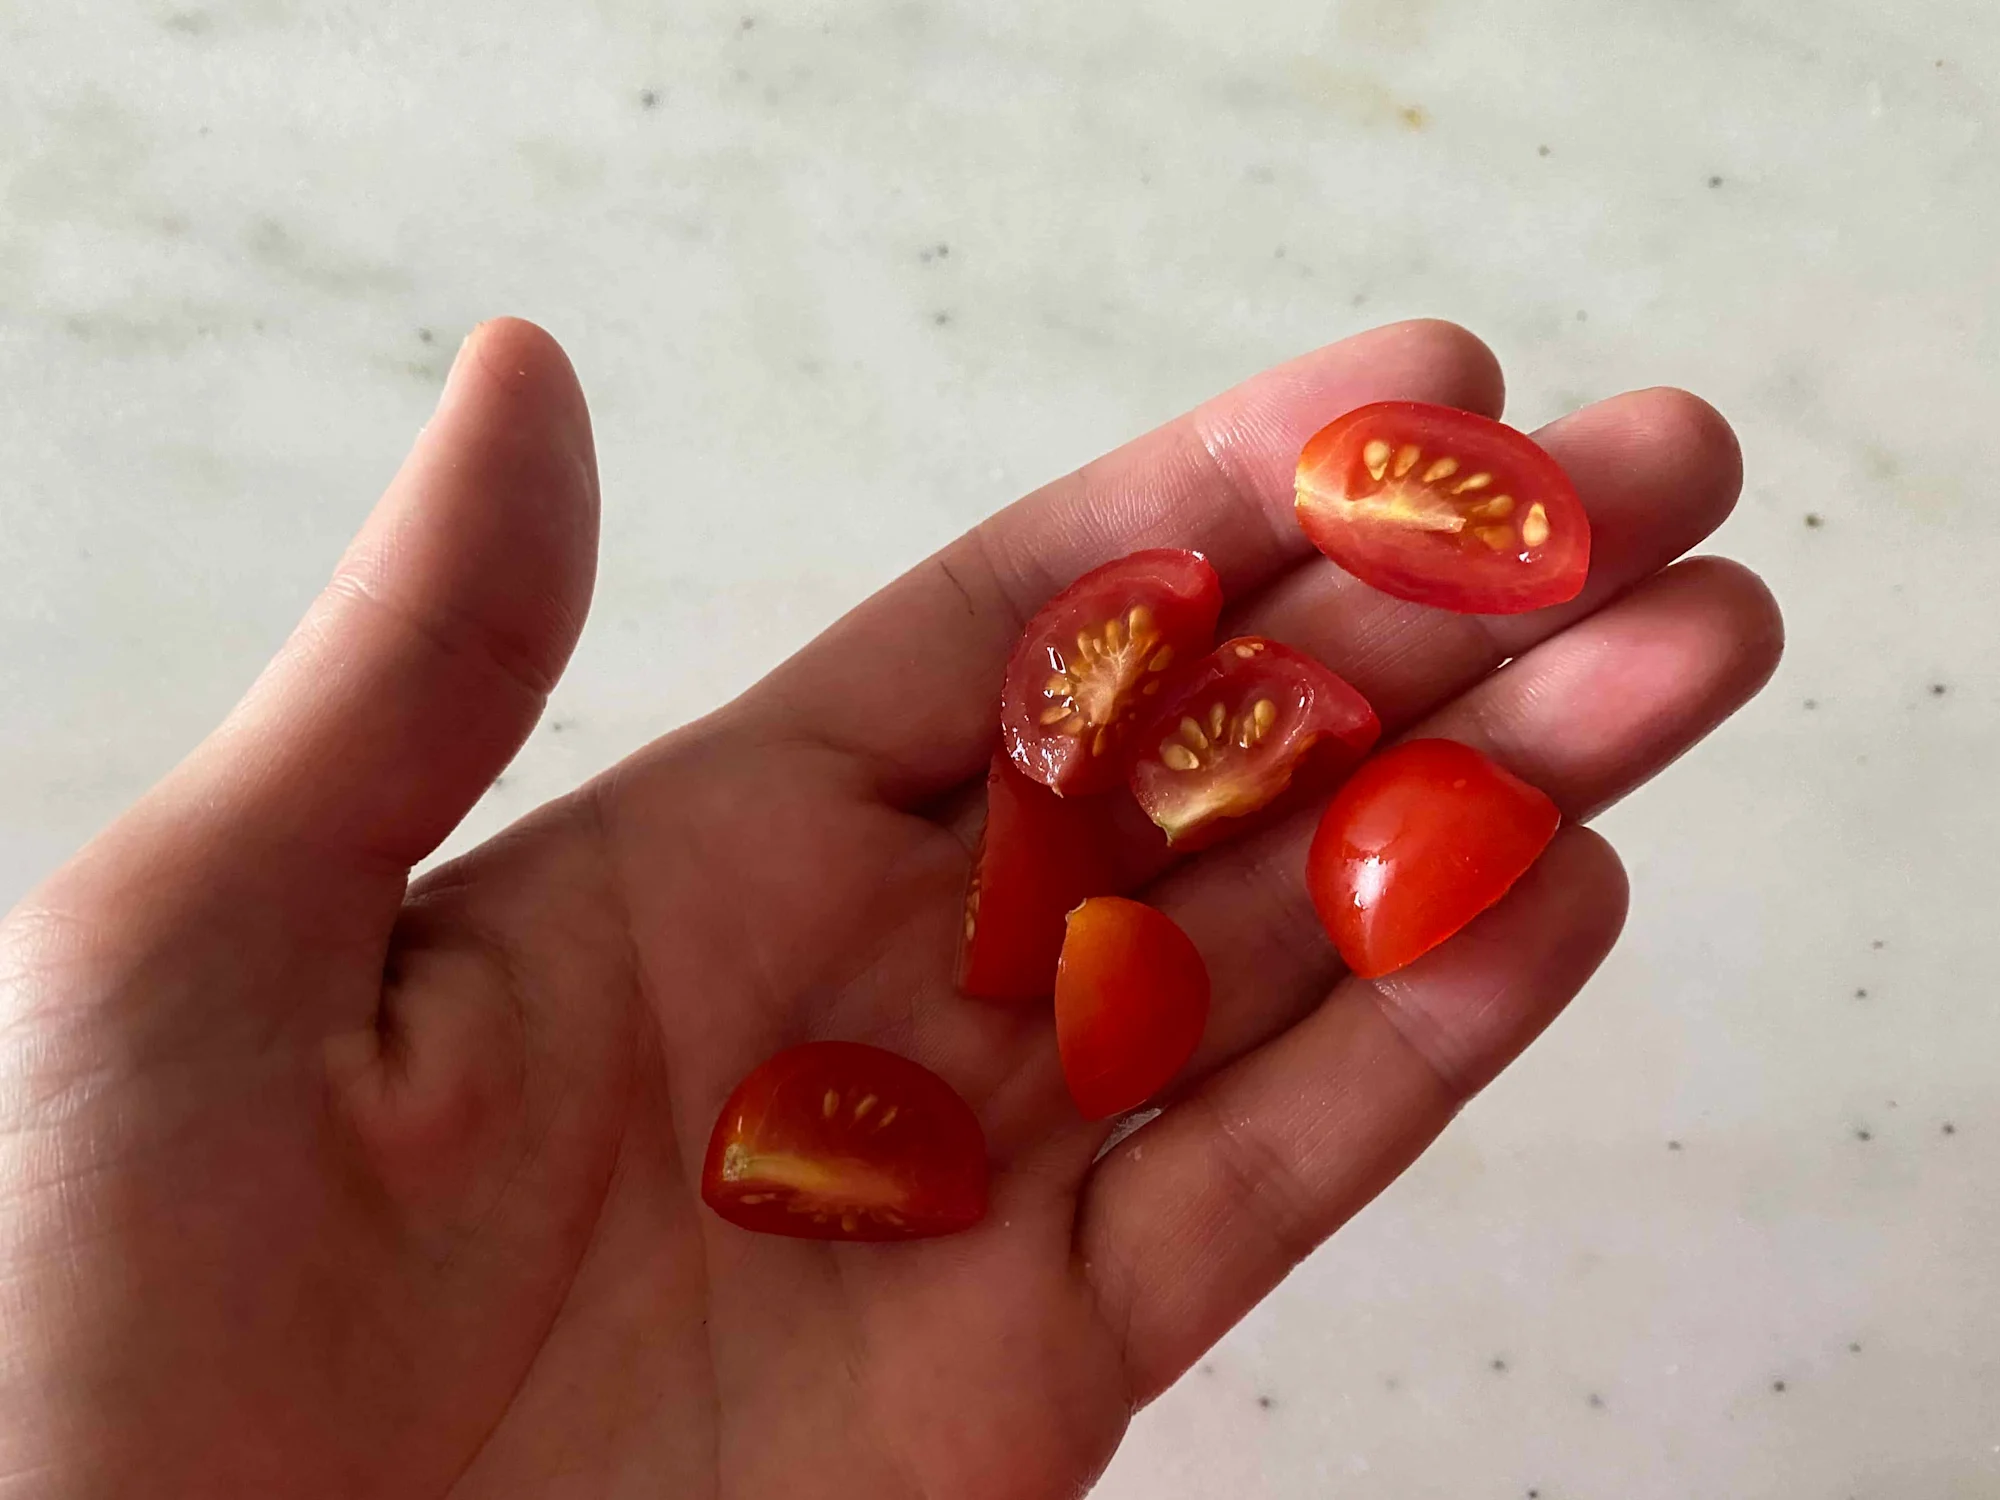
1350,291,1369,307
417,327,435,344
1771,1379,1788,1393
740,15,756,29
1804,512,1824,527
639,88,659,109
1930,682,1948,696
1855,987,1869,999
1490,1357,1508,1373
932,310,953,326
549,720,569,733
1708,174,1725,188
1575,309,1588,322
1537,144,1550,157
918,242,950,262
1667,1139,1683,1151
1848,1341,1863,1353
1198,1363,1215,1376
1587,1392,1605,1409
1804,698,1818,710
1255,1395,1275,1411
1942,1122,1957,1136
1854,1127,1873,1143
1871,939,1886,949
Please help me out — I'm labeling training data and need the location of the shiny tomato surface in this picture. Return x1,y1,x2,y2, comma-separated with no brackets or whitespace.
1054,897,1210,1120
958,754,1120,1001
1306,738,1560,979
701,1042,988,1240
1000,550,1223,795
1127,637,1380,849
1295,402,1589,614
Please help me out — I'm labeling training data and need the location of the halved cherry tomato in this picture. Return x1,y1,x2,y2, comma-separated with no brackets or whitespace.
1306,738,1560,979
1295,401,1589,615
1001,549,1223,796
1127,637,1380,849
1054,897,1210,1120
701,1042,988,1240
958,753,1120,1001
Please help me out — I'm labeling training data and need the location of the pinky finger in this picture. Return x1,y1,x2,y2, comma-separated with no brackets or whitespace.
1075,825,1629,1401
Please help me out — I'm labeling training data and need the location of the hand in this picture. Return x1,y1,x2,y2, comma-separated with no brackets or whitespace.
0,319,1780,1498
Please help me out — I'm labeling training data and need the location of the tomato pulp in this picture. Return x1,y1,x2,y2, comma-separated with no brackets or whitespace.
1054,897,1211,1120
1128,636,1380,849
701,1042,988,1240
1295,401,1589,615
958,753,1120,1001
1000,550,1223,795
1306,738,1560,979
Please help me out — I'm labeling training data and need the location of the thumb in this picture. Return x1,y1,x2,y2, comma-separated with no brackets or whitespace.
23,317,599,953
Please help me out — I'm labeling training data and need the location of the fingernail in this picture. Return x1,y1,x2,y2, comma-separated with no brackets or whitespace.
441,322,484,401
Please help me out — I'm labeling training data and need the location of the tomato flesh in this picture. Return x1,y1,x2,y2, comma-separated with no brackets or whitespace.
1295,401,1589,615
1306,739,1560,979
701,1042,988,1240
1054,897,1210,1120
958,754,1120,1001
1127,636,1380,849
1001,550,1223,795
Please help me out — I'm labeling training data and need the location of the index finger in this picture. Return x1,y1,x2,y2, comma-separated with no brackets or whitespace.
738,320,1505,803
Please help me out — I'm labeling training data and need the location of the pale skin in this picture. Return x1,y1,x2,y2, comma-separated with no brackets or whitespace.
0,318,1782,1499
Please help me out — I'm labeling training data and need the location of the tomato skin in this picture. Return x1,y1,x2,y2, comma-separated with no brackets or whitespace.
701,1042,988,1241
1127,637,1380,850
1306,739,1560,979
1000,550,1224,796
958,754,1121,1001
1295,401,1590,615
1054,897,1210,1120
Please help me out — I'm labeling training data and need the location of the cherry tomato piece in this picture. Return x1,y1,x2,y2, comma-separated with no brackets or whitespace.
1001,549,1223,796
701,1042,988,1241
1295,401,1590,615
1306,739,1560,979
1128,637,1380,849
1054,897,1210,1120
958,753,1121,1001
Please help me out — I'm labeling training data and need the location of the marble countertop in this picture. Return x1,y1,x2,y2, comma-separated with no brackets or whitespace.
3,2,1996,1494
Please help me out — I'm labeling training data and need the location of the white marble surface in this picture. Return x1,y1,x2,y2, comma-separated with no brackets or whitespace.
4,1,1998,1494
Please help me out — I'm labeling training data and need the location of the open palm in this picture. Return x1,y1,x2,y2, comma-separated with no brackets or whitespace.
0,318,1780,1499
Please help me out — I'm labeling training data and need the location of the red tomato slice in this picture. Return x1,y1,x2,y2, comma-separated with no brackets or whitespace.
1127,637,1380,849
958,754,1120,1001
1001,550,1223,796
1054,897,1210,1120
701,1042,988,1241
1306,739,1560,979
1295,401,1590,615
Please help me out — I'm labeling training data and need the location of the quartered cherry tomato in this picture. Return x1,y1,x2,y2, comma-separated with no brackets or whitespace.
701,1042,988,1241
1127,637,1380,849
1001,549,1223,796
958,753,1120,1001
1306,738,1560,979
1054,897,1210,1120
1295,401,1590,615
